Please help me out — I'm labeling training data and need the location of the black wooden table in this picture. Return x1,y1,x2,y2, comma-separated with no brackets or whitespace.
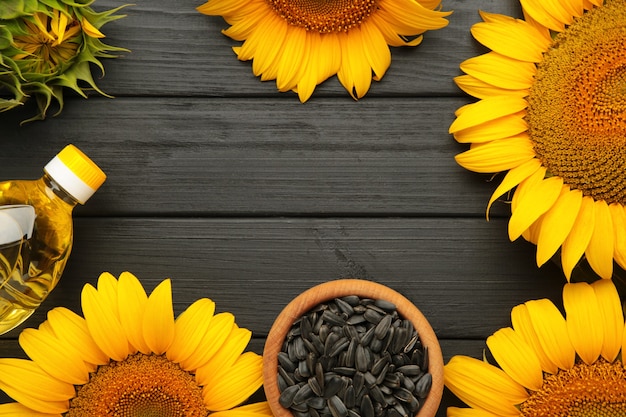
0,0,565,415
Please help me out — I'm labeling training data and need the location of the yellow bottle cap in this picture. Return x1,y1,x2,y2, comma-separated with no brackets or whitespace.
44,145,107,204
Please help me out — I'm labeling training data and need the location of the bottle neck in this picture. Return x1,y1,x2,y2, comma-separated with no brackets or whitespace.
39,174,81,208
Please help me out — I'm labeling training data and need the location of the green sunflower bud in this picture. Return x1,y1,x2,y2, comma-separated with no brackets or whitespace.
0,0,129,123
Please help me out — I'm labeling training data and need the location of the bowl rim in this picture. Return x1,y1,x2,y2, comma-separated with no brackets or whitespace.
262,278,444,417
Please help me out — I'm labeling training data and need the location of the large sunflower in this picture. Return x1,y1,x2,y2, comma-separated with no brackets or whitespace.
445,279,626,416
449,0,626,280
0,272,273,417
197,0,450,102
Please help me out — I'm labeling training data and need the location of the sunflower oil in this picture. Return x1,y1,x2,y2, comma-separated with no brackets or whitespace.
0,145,106,335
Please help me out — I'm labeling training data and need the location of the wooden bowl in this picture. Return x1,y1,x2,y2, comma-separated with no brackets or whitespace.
263,279,444,417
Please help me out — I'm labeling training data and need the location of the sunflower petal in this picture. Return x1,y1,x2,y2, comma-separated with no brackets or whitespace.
460,52,536,91
486,327,543,390
195,325,252,385
585,200,614,279
46,307,109,367
535,188,583,266
511,304,559,374
471,13,551,62
0,402,61,417
361,20,391,81
275,26,307,92
0,359,72,413
454,134,535,173
453,112,528,144
210,401,274,417
179,312,236,371
167,298,216,364
202,352,264,411
118,271,150,354
449,96,528,134
561,196,596,280
524,299,575,371
446,407,501,417
486,158,542,217
453,75,529,99
562,282,602,365
81,280,130,362
444,356,527,416
143,279,175,355
508,173,563,241
19,328,90,385
591,279,624,362
337,30,372,100
609,203,626,270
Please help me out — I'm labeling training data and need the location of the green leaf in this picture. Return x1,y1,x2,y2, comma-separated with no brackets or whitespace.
0,0,26,20
0,26,14,50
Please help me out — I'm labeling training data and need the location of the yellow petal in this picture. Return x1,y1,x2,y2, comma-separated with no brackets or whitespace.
444,356,527,416
143,279,175,355
0,359,72,413
609,203,626,270
535,188,583,266
118,271,150,354
361,20,391,81
455,134,535,173
447,407,501,417
202,352,264,411
453,75,529,99
591,279,623,362
195,325,252,385
524,299,575,371
511,304,559,374
166,298,216,364
508,173,563,241
210,402,273,417
486,158,542,216
275,26,307,92
486,327,543,390
471,14,551,62
19,328,90,385
561,196,596,280
562,283,602,365
81,281,130,361
46,307,109,367
81,17,105,38
337,30,372,100
449,96,528,134
179,312,235,371
378,0,451,31
585,199,614,280
460,52,536,91
453,112,528,144
0,402,61,417
520,0,565,31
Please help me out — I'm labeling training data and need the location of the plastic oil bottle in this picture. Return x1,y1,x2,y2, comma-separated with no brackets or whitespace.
0,145,106,334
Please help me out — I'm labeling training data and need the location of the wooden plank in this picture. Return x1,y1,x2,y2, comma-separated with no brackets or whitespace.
0,97,512,218
89,0,522,97
2,217,563,339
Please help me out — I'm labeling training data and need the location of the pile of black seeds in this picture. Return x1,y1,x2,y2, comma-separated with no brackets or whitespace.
277,296,431,417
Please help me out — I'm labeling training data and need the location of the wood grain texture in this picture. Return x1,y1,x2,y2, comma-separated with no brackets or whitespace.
0,0,564,415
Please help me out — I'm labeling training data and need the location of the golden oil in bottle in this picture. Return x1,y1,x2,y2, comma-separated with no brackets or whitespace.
0,145,106,334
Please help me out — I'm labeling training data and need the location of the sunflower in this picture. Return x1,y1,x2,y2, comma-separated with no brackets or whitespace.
0,272,273,417
196,0,450,102
445,279,626,417
449,0,626,281
0,0,129,123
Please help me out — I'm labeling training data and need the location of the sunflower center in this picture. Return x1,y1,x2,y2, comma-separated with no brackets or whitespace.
12,11,81,74
520,359,626,417
265,0,377,33
526,0,626,205
67,353,208,417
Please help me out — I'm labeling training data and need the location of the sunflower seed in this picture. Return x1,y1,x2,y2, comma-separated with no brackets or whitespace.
373,299,396,313
363,308,383,324
346,314,367,325
279,384,301,408
328,395,348,417
360,395,375,417
344,385,356,409
293,384,315,405
279,366,296,386
308,395,327,409
375,314,393,340
309,376,324,397
335,298,355,316
329,337,350,357
323,310,347,327
396,365,421,377
324,375,344,399
414,373,432,399
279,351,297,372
